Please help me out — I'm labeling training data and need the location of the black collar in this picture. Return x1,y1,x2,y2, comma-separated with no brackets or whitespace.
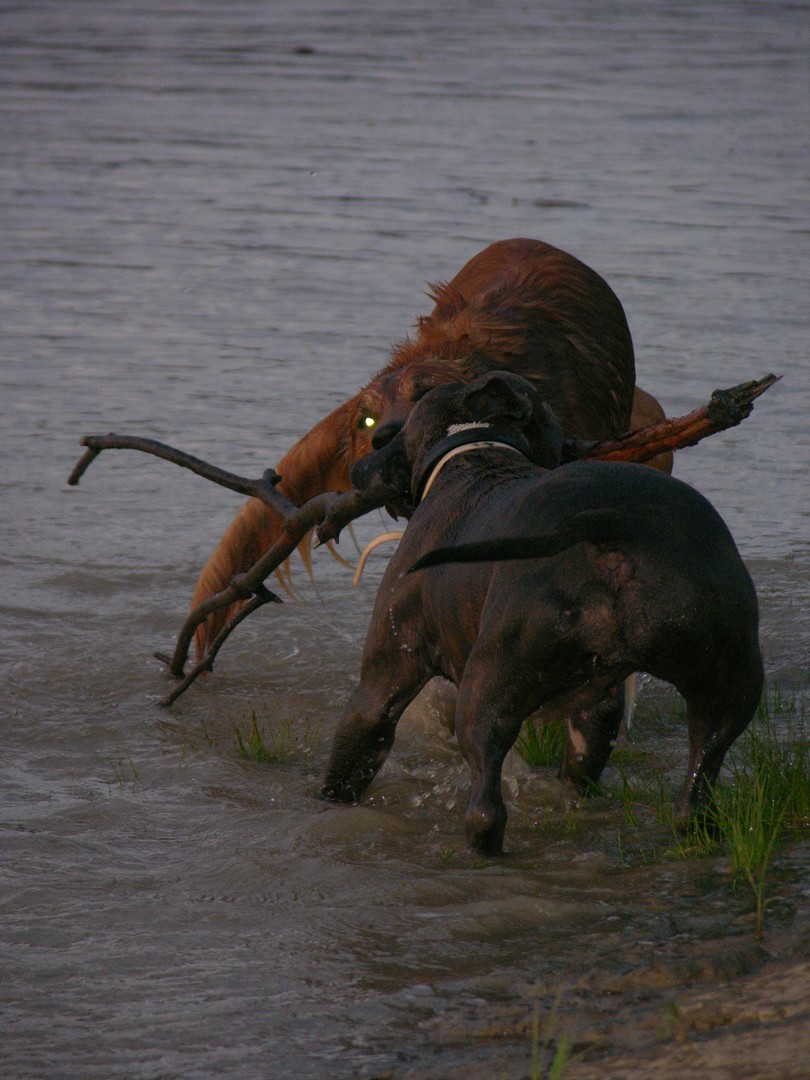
411,424,534,504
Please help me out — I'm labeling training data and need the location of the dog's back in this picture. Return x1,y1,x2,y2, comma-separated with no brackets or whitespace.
412,460,758,684
397,458,757,677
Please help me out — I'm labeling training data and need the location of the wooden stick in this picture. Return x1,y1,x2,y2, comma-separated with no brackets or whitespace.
68,433,292,514
581,374,780,464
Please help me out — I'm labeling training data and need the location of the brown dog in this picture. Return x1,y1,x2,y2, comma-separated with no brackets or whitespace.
191,238,670,656
321,374,763,854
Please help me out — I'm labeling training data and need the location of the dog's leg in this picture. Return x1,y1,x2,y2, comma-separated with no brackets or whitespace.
674,663,763,827
320,668,431,805
559,682,625,794
452,663,533,855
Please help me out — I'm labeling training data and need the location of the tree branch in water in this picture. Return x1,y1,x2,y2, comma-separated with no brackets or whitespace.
67,374,779,703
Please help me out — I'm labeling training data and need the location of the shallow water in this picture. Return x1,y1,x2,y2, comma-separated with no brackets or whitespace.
1,2,809,1077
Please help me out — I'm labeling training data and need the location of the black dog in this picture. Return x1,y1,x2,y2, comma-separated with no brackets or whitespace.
321,373,763,854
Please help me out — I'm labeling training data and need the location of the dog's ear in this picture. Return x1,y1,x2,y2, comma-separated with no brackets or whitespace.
462,372,535,427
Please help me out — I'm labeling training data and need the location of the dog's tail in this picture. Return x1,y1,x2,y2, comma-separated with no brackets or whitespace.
190,399,357,660
409,508,629,573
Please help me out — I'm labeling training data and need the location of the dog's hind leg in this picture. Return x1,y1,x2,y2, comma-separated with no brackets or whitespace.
673,657,764,828
452,661,536,855
559,681,626,794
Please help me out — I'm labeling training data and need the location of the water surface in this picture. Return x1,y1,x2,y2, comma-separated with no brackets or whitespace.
1,2,808,1077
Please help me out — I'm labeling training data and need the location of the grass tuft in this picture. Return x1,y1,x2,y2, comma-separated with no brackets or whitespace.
111,749,139,786
636,680,809,938
698,684,810,938
534,997,574,1079
517,716,566,769
233,707,321,766
517,680,809,940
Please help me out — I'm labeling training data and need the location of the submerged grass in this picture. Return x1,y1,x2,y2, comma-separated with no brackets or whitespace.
110,749,139,787
536,998,574,1080
493,1001,573,1080
233,706,322,766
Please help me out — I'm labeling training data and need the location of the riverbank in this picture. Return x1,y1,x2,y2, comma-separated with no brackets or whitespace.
398,843,810,1079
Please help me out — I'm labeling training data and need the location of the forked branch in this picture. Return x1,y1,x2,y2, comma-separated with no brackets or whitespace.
68,374,779,704
156,482,397,705
69,433,397,703
68,433,292,512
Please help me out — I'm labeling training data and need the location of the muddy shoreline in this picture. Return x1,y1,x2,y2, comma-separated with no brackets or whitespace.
390,846,807,1075
392,840,810,1080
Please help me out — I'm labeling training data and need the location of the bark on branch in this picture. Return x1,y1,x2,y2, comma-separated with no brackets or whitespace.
575,373,780,464
67,374,779,704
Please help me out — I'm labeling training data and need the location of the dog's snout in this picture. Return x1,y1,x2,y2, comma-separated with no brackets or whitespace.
371,420,404,450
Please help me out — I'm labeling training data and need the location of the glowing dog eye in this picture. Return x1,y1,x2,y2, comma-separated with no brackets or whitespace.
362,416,376,428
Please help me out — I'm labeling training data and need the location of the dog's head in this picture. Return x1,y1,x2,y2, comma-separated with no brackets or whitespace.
350,372,565,517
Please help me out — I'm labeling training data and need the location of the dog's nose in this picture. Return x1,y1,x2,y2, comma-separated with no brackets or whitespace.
371,420,404,450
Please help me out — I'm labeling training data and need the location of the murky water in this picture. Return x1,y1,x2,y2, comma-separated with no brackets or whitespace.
2,2,808,1077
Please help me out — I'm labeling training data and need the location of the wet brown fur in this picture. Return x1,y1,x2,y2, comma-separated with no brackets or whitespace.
191,238,668,657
